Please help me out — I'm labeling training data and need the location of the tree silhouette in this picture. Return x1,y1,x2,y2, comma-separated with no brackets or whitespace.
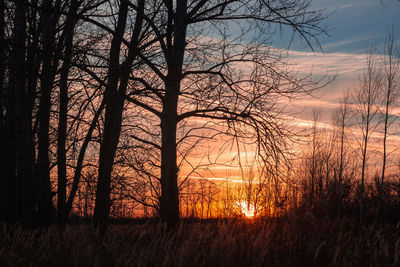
122,0,329,227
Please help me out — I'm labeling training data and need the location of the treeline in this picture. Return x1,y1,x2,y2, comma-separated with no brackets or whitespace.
2,0,397,229
297,39,400,223
0,0,330,228
177,36,400,223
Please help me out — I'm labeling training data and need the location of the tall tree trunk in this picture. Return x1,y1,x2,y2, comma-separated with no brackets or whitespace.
159,0,188,227
11,0,35,226
359,127,368,224
0,0,4,206
93,0,129,228
378,30,399,220
0,0,9,223
26,0,41,169
378,92,390,220
66,100,105,217
57,0,79,225
160,81,180,227
56,92,66,220
94,95,124,227
93,0,144,228
356,51,380,225
36,0,57,226
56,39,70,225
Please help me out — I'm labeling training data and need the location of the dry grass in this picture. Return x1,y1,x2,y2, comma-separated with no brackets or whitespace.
0,215,399,267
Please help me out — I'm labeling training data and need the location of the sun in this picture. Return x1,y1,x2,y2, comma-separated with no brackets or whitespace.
238,201,255,218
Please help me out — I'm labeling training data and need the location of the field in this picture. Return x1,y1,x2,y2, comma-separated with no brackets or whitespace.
1,214,399,267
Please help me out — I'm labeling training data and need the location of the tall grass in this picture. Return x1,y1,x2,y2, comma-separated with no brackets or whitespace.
1,215,399,266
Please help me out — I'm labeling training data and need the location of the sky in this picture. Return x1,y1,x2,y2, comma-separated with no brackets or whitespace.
183,0,400,184
282,0,400,54
275,0,400,122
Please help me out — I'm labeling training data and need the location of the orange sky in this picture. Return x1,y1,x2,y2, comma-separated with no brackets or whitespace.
178,48,400,186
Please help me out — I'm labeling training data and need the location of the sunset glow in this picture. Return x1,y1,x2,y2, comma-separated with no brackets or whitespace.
238,201,255,218
2,0,400,265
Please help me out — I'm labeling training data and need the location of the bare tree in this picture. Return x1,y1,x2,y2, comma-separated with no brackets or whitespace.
0,0,331,228
330,90,354,216
55,0,108,225
2,0,45,226
377,29,400,218
309,109,321,204
56,0,83,225
93,0,146,227
332,90,352,185
36,0,66,227
10,0,37,226
0,0,112,226
123,0,329,227
300,109,331,207
354,49,382,223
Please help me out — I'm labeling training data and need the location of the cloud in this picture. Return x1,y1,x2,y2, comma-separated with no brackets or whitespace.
336,2,375,10
322,34,383,51
189,176,258,184
287,50,367,75
310,0,375,10
282,49,367,118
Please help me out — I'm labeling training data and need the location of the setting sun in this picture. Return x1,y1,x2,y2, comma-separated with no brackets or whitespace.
238,201,255,218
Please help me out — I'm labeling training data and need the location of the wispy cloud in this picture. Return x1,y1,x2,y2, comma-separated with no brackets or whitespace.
189,176,261,184
323,34,383,51
337,2,375,10
311,0,375,10
287,49,367,76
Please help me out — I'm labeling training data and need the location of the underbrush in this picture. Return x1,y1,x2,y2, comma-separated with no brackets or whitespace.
1,216,399,266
